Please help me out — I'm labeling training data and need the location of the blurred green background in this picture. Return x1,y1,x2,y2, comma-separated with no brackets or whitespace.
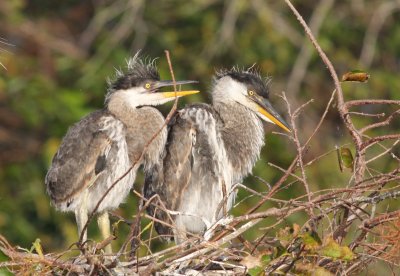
0,0,399,271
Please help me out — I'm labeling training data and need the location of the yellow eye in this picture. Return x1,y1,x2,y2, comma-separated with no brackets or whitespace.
248,90,255,96
145,83,151,89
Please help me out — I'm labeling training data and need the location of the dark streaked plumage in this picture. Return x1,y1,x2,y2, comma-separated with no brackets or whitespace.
144,68,290,243
46,110,132,212
45,53,199,252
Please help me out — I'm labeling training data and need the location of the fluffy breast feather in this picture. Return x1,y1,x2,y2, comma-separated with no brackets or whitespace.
45,110,134,213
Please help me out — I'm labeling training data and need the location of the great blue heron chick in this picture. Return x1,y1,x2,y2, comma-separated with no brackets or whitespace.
45,53,199,252
144,68,290,243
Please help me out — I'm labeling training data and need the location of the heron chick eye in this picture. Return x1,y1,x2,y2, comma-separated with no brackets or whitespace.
145,83,151,89
248,90,255,96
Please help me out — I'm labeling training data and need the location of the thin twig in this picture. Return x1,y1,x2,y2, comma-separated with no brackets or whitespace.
346,99,400,108
284,0,365,184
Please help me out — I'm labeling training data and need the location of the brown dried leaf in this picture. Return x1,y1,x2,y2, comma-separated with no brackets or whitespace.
341,70,370,82
241,255,262,269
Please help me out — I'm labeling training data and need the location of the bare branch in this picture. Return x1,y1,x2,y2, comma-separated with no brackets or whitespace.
346,99,400,108
359,109,400,133
362,134,400,150
284,0,365,184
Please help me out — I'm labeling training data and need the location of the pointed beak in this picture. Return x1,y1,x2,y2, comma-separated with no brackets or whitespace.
254,96,291,132
154,80,200,98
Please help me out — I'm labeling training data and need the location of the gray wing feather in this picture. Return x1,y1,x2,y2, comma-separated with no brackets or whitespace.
144,103,221,237
45,110,113,203
143,111,193,238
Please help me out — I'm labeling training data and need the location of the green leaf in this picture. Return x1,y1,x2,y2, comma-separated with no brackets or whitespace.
301,231,322,251
341,148,354,169
337,147,354,172
340,245,355,261
248,266,264,276
318,237,354,261
30,238,44,258
260,254,271,266
274,245,287,258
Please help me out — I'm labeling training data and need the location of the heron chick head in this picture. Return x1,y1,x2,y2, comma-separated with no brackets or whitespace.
212,68,290,132
106,52,199,107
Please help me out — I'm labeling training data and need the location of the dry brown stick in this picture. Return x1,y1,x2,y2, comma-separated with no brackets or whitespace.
124,241,190,267
274,172,399,211
283,0,374,246
366,140,400,164
348,111,386,118
354,167,400,187
359,109,400,134
0,247,85,274
122,194,159,260
229,187,400,226
283,0,365,184
268,162,302,182
283,94,315,217
210,155,299,242
140,218,262,273
133,190,183,237
128,179,397,269
350,210,400,251
361,134,400,150
170,219,262,266
133,188,209,247
363,209,400,229
304,89,336,147
346,99,400,107
252,156,299,210
344,247,391,275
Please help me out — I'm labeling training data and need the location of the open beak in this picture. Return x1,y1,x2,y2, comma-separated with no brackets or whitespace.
154,80,200,98
254,96,291,132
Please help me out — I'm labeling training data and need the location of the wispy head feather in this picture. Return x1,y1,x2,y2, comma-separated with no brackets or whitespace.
105,51,160,104
214,66,271,98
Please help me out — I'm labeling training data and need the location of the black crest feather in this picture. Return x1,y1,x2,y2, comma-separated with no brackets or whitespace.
105,52,160,103
215,66,271,98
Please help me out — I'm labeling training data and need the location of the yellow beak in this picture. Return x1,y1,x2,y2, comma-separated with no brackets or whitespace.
257,105,291,133
161,90,200,98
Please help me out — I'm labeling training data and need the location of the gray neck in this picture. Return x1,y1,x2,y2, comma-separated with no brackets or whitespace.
214,101,265,178
107,94,139,122
107,95,167,169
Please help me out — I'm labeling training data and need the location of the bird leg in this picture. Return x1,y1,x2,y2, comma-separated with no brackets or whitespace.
75,189,89,247
97,211,112,253
173,217,189,245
